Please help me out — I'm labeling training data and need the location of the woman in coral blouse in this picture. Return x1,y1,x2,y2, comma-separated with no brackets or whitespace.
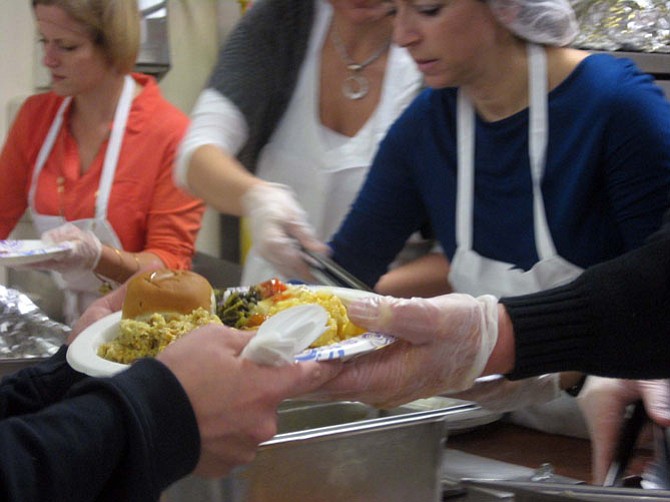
0,0,204,324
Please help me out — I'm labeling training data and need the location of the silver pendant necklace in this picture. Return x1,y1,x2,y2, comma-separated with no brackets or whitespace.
331,27,390,100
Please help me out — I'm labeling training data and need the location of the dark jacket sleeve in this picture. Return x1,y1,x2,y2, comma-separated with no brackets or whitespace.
502,211,670,380
0,356,199,502
0,346,87,417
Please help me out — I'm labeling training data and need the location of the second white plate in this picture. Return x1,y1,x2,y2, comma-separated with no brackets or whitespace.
0,239,73,266
66,312,127,377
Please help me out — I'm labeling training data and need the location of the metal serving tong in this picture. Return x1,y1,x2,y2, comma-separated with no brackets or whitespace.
301,247,373,292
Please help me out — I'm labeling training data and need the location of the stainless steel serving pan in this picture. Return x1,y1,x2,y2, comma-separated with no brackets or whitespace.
165,398,497,502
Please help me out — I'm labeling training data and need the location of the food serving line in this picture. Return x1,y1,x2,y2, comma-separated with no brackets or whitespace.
0,309,664,502
1,248,667,501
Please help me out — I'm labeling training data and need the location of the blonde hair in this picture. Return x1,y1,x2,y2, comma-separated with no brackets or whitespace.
32,0,140,74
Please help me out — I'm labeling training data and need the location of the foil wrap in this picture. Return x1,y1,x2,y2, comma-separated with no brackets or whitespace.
571,0,670,53
0,285,69,359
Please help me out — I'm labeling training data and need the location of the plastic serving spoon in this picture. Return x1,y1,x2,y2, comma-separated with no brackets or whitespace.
240,304,329,366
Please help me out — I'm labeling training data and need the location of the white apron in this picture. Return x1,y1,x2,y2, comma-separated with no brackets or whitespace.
448,44,588,437
29,75,133,325
241,4,421,286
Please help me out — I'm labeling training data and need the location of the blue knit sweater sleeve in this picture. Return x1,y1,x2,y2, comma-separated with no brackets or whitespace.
0,352,199,502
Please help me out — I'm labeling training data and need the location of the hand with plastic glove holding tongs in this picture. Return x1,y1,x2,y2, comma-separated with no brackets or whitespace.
242,183,329,281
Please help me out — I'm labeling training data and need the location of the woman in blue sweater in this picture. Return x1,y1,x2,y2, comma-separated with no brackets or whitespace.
276,0,670,436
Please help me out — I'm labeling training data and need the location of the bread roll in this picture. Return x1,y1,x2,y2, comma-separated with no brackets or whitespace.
122,269,214,321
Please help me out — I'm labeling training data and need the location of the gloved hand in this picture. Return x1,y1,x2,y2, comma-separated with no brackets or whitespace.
447,373,562,412
577,377,670,484
39,223,102,273
242,183,329,281
307,293,499,409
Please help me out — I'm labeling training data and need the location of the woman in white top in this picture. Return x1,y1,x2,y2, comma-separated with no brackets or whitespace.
174,0,450,297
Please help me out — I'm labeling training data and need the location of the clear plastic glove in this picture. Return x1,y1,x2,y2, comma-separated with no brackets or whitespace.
241,183,329,280
447,373,561,413
39,223,102,273
577,377,670,484
306,293,499,409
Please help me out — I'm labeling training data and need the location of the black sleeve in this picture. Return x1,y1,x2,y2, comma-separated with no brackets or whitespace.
0,358,200,502
0,346,87,417
502,218,670,380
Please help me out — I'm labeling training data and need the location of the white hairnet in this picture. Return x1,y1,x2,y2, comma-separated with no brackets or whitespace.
487,0,580,46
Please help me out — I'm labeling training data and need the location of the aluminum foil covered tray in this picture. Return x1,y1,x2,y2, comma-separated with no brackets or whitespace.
572,0,670,53
0,285,69,376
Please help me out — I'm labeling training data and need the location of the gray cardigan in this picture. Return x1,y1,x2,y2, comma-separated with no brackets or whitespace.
208,0,315,173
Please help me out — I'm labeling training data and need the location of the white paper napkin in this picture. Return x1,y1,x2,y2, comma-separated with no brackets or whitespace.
240,304,329,366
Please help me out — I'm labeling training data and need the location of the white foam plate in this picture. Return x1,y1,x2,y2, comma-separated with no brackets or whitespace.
294,331,395,362
66,312,127,377
0,239,73,266
67,286,396,377
291,285,396,360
